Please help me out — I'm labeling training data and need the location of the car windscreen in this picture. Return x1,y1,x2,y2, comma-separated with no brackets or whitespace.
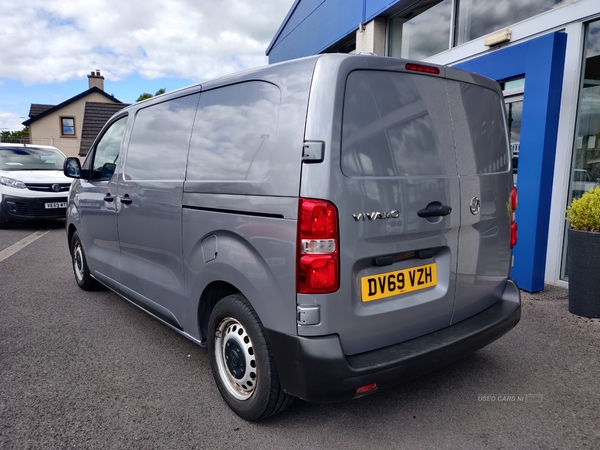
0,147,65,171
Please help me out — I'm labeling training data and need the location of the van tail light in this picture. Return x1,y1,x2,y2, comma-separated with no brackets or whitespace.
510,187,518,249
297,199,339,294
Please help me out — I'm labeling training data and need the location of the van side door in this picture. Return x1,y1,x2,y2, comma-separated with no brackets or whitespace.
116,93,199,323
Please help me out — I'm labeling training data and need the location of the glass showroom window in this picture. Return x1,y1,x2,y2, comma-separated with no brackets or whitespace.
456,0,564,45
388,0,452,60
61,117,76,136
561,19,600,280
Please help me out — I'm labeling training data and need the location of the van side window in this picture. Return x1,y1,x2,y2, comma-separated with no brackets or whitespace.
187,81,280,181
341,70,455,177
125,94,199,180
91,116,127,180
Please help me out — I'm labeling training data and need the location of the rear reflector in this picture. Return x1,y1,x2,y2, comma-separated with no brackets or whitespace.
510,222,518,249
355,383,378,396
405,63,440,75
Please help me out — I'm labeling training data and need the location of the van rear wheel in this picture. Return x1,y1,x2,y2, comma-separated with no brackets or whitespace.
207,294,293,421
71,231,99,291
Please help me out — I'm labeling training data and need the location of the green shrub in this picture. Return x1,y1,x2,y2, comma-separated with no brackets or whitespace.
566,186,600,232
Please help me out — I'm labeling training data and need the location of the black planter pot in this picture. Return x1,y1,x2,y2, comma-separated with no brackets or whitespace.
568,227,600,318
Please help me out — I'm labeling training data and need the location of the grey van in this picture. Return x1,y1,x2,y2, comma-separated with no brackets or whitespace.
63,54,520,421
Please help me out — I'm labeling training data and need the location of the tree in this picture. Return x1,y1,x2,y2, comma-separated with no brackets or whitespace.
0,128,29,143
136,88,166,102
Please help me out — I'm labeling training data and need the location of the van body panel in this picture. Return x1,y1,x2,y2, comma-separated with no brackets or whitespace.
73,177,121,282
182,204,298,337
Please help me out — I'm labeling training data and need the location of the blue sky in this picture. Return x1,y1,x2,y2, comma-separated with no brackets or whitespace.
0,0,294,131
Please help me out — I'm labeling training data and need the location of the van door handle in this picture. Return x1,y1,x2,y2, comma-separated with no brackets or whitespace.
103,193,114,203
418,202,452,218
120,195,133,205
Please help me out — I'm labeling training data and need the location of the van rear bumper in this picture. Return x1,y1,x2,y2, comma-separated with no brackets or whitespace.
268,279,521,403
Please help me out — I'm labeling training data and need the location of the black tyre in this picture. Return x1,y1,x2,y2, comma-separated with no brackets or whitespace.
70,231,99,291
207,294,293,421
0,212,10,229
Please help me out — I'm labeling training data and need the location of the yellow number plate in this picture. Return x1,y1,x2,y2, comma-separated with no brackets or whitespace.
361,263,437,302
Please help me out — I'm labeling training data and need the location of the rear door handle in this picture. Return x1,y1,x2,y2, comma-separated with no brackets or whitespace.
417,202,452,218
103,193,114,203
120,194,133,205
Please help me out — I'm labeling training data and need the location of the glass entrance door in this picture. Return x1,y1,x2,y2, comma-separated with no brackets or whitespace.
561,19,600,280
505,96,523,186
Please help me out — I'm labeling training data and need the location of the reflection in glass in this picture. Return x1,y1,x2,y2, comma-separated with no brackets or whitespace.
92,116,127,180
341,70,453,177
458,82,509,175
188,82,280,181
505,100,522,185
126,94,199,181
561,20,600,280
389,0,452,60
457,0,563,45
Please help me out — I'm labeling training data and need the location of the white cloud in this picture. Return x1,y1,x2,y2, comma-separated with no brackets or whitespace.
0,0,294,84
0,110,27,132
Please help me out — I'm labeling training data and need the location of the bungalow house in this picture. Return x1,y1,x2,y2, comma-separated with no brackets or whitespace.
22,71,129,158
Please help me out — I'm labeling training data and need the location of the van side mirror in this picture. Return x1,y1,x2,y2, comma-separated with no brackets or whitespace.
64,157,81,178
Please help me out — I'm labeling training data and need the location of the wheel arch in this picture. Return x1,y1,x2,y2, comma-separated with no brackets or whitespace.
197,281,240,345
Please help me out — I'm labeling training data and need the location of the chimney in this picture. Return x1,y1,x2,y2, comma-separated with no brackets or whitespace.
87,70,105,91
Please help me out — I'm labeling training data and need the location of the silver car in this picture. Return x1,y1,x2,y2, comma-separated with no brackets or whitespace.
63,54,521,421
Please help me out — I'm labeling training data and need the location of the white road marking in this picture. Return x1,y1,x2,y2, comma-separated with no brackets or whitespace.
0,230,51,263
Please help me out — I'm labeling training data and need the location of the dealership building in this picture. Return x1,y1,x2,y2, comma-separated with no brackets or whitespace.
267,0,600,292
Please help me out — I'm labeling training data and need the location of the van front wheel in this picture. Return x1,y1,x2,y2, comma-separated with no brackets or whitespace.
71,232,99,291
207,294,293,421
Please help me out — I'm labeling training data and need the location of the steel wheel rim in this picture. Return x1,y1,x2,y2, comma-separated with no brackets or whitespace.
73,243,84,282
214,316,257,401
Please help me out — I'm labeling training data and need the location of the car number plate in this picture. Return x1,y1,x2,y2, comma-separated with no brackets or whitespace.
361,263,437,302
44,202,67,209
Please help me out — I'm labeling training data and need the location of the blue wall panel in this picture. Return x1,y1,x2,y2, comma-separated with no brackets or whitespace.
364,0,415,22
268,0,419,63
456,33,567,292
268,0,363,63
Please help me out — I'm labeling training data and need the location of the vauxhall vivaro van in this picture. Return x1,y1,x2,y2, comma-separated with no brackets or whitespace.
63,54,520,421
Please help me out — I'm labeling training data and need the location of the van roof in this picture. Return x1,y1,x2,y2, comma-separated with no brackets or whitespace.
116,54,501,117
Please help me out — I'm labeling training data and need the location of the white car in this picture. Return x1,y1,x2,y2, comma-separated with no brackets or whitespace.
0,143,72,228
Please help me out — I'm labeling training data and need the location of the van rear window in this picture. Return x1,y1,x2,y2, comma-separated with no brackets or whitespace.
450,81,510,175
341,70,456,178
341,70,510,178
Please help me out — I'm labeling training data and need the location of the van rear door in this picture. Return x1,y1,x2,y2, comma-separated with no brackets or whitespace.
444,72,513,324
300,66,462,355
